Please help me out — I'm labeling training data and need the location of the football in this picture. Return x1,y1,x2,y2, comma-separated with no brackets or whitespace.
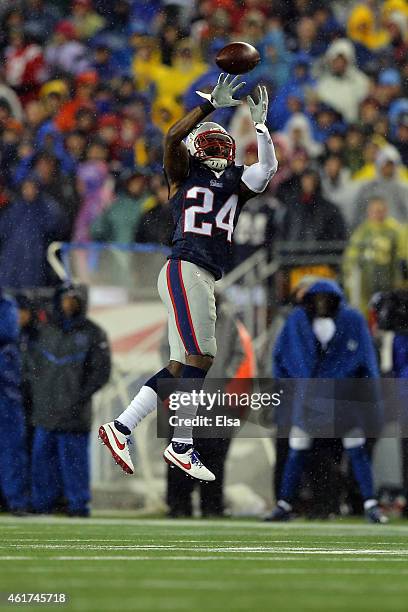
215,41,261,75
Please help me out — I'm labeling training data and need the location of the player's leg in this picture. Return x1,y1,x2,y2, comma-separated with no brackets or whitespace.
162,260,216,481
265,427,312,521
99,262,185,474
342,433,388,524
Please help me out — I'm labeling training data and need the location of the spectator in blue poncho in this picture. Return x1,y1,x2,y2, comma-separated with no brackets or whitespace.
265,280,387,524
251,30,293,92
269,53,316,131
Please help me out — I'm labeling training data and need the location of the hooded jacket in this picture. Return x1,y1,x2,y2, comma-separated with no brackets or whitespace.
27,285,111,432
317,39,370,122
0,192,65,289
273,280,379,379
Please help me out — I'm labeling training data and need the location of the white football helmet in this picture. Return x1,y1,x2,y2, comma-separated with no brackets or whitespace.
186,122,235,171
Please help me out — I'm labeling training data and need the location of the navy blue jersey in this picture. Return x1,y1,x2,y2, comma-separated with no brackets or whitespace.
169,159,245,280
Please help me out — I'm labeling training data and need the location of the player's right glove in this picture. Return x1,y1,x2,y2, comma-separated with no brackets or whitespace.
247,85,268,126
196,73,245,109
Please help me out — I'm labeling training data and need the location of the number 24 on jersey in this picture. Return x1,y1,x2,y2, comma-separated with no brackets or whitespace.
183,186,238,242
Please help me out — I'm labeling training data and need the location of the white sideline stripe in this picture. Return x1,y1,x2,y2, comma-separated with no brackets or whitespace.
3,544,408,555
3,538,408,547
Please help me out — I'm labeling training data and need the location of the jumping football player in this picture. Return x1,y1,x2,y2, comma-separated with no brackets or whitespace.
99,74,278,481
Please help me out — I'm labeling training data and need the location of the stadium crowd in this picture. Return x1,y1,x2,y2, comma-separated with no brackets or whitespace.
0,0,406,289
0,0,408,517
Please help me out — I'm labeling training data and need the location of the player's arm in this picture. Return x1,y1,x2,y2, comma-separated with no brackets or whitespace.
239,86,278,202
164,74,245,197
164,105,214,195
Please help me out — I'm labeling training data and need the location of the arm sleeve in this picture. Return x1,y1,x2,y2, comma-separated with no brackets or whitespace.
241,124,278,194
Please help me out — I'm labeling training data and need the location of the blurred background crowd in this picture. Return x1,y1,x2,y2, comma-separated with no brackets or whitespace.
0,0,408,518
0,0,406,290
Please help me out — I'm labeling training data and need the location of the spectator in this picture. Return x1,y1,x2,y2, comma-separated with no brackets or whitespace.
251,29,293,91
54,71,98,133
343,197,403,315
0,177,66,289
276,149,310,204
282,113,322,158
5,29,46,104
74,159,114,242
91,169,150,243
0,289,29,514
347,3,389,55
384,10,408,67
343,125,366,176
266,280,386,523
317,38,370,123
20,152,78,238
29,283,111,516
158,39,208,107
92,44,116,81
269,53,316,131
70,0,105,41
290,16,327,59
353,145,408,227
320,154,356,227
45,20,90,77
277,168,347,245
134,177,173,247
23,0,60,45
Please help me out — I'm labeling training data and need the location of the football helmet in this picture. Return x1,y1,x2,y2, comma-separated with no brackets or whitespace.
186,122,235,171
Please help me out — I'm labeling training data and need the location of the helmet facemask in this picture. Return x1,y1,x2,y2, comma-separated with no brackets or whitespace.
187,124,235,171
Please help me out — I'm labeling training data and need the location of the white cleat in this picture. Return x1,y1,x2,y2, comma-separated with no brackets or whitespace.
98,421,134,475
163,443,215,481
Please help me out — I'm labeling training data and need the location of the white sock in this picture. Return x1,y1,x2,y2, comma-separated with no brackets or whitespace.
171,391,198,445
117,385,158,432
172,437,194,445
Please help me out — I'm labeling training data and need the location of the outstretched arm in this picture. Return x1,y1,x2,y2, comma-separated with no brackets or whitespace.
240,86,278,200
164,74,245,197
164,102,214,196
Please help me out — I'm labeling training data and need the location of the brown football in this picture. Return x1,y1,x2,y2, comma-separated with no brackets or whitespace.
216,42,260,75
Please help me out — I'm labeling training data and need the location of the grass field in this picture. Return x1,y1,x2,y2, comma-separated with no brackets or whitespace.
1,515,408,612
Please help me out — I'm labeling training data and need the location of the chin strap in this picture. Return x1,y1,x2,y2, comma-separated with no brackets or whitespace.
241,124,278,193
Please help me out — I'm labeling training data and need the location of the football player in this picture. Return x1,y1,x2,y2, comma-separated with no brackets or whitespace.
99,75,278,480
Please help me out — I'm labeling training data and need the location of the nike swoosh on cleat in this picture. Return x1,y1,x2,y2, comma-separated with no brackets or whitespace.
108,425,126,451
167,451,191,470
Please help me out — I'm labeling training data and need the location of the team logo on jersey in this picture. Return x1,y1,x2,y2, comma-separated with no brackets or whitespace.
210,179,223,188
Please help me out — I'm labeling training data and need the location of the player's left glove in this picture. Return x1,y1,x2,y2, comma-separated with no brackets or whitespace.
196,73,245,108
247,85,268,126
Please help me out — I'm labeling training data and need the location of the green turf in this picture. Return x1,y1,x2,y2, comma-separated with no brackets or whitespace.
1,516,408,612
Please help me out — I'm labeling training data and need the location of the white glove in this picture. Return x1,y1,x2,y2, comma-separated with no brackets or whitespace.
247,85,268,125
196,73,245,109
